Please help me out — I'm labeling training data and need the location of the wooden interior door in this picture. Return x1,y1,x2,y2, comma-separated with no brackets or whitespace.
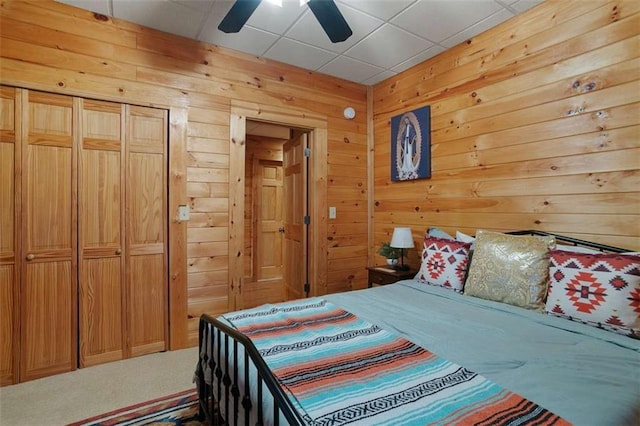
20,90,77,381
0,86,19,385
126,105,168,357
79,100,125,367
283,133,308,301
241,159,285,308
256,159,284,283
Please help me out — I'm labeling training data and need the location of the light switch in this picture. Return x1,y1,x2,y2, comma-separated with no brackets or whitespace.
329,206,336,219
178,205,190,221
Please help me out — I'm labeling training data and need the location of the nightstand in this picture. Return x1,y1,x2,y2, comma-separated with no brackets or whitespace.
367,266,417,288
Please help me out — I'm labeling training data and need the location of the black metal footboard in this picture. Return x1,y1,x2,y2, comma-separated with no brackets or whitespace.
196,313,304,426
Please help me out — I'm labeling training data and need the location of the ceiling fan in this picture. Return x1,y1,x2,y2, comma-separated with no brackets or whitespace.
218,0,353,43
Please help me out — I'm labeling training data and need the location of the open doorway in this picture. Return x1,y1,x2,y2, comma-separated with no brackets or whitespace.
242,122,293,308
227,102,328,312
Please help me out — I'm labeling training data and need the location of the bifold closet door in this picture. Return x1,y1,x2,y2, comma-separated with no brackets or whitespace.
126,106,168,357
0,87,19,385
79,100,126,367
20,91,77,381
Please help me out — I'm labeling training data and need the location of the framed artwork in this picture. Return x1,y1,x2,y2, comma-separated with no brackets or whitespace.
390,105,431,181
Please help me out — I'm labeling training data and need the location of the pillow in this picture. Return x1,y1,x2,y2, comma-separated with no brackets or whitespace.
556,244,601,254
546,250,640,338
416,236,471,292
456,230,476,251
456,230,475,244
427,227,454,240
464,230,555,310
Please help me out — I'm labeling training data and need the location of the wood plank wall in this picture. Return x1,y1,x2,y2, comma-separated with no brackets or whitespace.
0,0,368,347
372,0,640,267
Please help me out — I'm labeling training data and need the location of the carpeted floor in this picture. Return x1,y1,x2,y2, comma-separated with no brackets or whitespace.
0,347,198,425
67,389,204,426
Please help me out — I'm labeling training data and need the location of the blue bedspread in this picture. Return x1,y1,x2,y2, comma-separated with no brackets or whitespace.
224,298,570,425
321,280,640,425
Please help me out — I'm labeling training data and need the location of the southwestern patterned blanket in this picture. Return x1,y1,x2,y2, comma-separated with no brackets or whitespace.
223,298,570,426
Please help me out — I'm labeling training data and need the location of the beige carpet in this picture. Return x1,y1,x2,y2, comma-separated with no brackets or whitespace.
0,347,199,425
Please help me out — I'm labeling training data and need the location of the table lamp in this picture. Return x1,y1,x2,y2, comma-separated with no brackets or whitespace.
390,227,414,270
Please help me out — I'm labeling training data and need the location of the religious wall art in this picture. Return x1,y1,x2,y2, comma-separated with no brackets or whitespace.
390,105,431,181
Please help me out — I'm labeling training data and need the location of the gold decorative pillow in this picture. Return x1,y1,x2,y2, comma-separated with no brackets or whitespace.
464,230,556,310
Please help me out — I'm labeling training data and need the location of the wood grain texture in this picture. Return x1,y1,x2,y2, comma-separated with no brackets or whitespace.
0,265,15,385
0,87,18,384
78,99,125,367
126,105,168,357
58,0,640,350
371,0,640,262
20,90,77,381
168,106,188,350
0,0,365,339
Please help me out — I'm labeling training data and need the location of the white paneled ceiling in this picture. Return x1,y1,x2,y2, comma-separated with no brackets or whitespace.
56,0,543,85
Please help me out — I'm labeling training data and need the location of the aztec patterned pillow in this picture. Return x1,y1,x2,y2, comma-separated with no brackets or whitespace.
546,250,640,338
464,230,556,310
416,236,471,292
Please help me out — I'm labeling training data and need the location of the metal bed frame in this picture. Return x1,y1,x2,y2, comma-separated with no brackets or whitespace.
194,230,629,425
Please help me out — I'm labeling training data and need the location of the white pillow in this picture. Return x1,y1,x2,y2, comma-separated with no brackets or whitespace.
456,231,475,244
556,244,601,254
428,227,454,240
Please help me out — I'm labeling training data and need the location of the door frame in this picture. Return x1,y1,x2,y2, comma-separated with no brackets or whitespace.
228,100,328,310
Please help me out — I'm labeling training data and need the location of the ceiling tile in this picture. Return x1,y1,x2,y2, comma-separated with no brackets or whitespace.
200,23,280,56
338,0,416,21
391,45,446,72
286,3,383,53
362,70,396,86
246,0,307,34
56,0,542,85
171,0,215,14
344,24,432,70
510,0,544,13
56,0,111,15
440,8,514,48
392,0,503,43
264,38,337,71
112,0,205,39
319,56,385,83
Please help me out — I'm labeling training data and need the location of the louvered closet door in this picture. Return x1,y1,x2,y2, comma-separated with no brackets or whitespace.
79,100,125,367
0,87,19,385
20,91,77,381
126,105,168,357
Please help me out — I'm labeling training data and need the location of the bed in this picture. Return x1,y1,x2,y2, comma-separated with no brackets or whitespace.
194,230,640,425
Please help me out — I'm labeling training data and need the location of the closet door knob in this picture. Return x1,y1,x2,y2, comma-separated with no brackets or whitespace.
26,253,35,261
115,248,122,255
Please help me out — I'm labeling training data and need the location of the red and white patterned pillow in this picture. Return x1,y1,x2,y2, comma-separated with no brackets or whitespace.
416,236,471,292
545,250,640,338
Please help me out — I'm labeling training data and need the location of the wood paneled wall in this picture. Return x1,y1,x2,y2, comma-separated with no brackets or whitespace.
0,0,368,347
372,0,640,266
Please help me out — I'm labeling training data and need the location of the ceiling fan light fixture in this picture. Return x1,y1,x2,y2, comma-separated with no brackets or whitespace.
300,0,310,5
219,0,352,43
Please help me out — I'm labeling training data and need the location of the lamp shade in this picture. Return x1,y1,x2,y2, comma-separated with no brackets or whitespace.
390,227,414,249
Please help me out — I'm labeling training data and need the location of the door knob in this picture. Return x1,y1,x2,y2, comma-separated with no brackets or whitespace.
26,253,35,261
115,248,122,255
278,227,285,233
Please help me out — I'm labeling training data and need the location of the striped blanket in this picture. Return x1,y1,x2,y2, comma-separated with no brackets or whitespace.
223,298,570,426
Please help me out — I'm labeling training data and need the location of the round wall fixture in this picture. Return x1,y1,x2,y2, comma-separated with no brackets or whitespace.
343,107,356,119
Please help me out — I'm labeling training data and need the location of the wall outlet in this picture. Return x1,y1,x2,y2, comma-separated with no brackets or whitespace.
178,205,190,221
329,206,336,219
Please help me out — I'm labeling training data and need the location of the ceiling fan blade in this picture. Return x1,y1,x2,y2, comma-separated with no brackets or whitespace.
307,0,353,43
218,0,262,33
